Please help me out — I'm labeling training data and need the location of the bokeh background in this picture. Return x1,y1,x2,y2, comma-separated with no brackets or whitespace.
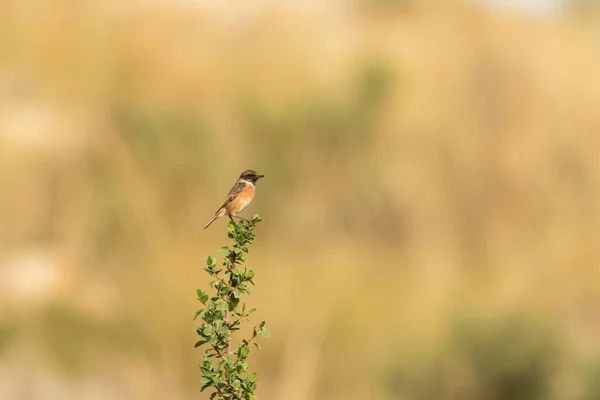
1,0,599,399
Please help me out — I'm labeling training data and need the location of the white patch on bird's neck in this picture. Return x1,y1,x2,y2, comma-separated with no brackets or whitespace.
241,179,254,187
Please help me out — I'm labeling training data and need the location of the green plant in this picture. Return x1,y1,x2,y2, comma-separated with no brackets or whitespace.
194,215,269,400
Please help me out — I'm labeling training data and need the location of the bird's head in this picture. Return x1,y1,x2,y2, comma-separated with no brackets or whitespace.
239,169,265,184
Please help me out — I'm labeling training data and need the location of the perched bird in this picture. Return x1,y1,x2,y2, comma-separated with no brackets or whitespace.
204,169,265,229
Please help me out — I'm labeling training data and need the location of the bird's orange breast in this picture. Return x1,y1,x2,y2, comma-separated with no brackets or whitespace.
226,184,255,214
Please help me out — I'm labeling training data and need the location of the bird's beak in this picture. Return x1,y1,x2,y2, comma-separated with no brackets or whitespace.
256,174,265,179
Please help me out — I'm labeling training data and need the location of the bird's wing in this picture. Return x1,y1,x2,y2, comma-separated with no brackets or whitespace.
215,181,246,213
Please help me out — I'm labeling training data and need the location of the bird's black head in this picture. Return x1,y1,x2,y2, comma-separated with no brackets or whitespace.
239,169,264,184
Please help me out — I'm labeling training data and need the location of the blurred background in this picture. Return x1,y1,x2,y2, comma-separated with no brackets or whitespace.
0,0,599,399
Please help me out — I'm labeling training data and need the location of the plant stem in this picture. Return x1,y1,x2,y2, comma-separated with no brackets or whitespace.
226,251,237,356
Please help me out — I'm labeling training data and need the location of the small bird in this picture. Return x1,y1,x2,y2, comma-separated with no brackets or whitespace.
204,169,265,229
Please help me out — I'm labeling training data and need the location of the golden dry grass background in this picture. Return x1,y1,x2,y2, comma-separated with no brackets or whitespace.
0,1,599,399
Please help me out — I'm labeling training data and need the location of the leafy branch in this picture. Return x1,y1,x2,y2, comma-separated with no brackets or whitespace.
194,215,269,400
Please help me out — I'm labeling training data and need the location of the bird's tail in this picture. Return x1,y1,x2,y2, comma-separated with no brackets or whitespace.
204,217,218,229
204,208,226,229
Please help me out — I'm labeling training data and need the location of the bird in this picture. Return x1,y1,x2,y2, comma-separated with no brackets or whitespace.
204,169,265,229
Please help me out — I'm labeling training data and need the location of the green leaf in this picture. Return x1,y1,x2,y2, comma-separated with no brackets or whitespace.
239,345,250,357
258,328,270,337
194,340,207,348
196,289,209,305
207,256,217,267
219,285,231,296
228,296,240,311
248,373,258,383
193,309,203,320
216,324,229,337
218,246,230,253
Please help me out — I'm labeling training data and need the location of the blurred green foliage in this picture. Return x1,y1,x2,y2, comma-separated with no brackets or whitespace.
42,303,153,374
386,313,560,400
